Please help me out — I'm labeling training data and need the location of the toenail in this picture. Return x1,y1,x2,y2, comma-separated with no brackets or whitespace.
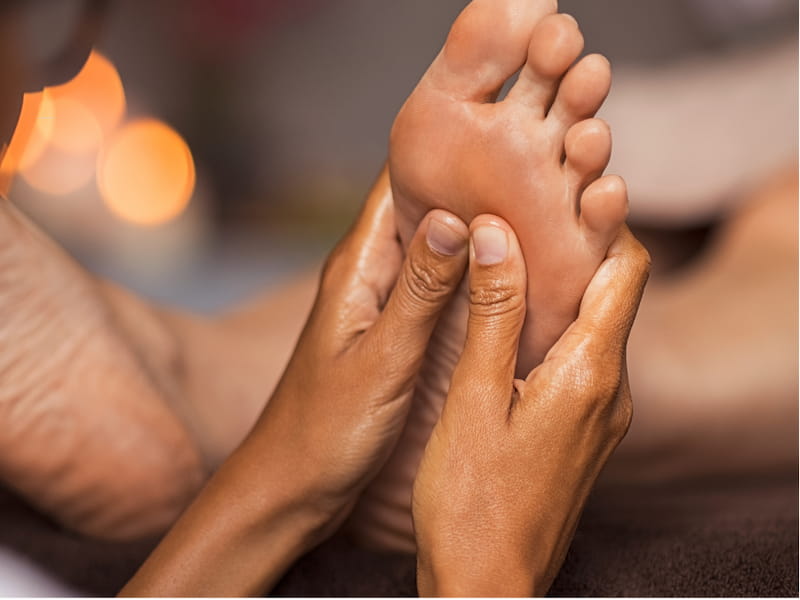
427,216,467,256
473,225,508,265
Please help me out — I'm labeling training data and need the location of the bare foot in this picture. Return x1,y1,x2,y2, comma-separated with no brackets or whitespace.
0,197,205,540
391,5,626,371
351,0,628,552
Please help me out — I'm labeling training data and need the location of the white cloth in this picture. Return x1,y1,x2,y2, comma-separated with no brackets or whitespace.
0,547,75,597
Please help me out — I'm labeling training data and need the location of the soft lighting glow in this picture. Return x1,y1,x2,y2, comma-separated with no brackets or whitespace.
46,50,126,141
3,48,196,219
44,92,103,154
11,50,126,195
98,119,195,226
25,92,56,166
0,92,50,180
20,147,96,195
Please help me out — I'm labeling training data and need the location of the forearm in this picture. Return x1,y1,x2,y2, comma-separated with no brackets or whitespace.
120,434,337,596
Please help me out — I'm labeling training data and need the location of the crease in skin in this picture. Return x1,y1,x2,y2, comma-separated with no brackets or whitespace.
409,225,646,592
0,195,206,539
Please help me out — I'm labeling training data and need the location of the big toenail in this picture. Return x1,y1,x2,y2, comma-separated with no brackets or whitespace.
427,216,467,256
473,225,508,265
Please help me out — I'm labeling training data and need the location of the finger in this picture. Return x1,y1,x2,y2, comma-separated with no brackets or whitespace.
546,225,650,362
578,226,650,348
361,209,469,386
344,162,394,244
317,163,403,317
448,216,527,418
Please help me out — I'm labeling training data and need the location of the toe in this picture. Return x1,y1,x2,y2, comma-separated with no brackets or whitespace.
547,53,611,135
579,175,628,246
505,13,585,116
428,0,557,102
564,118,612,190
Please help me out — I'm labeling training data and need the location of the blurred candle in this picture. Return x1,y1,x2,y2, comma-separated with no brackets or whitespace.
97,118,195,226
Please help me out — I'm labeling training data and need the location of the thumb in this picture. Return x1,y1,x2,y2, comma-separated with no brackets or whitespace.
546,225,650,365
361,209,469,388
576,226,650,350
447,215,528,419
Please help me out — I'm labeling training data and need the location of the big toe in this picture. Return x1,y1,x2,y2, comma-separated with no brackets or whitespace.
505,13,585,115
428,0,557,102
580,174,629,250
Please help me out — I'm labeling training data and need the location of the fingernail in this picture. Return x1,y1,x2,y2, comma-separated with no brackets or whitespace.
473,225,508,265
427,217,467,256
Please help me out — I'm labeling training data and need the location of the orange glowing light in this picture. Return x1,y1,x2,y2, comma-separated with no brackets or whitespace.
98,119,195,226
0,92,50,180
21,147,96,195
47,50,126,141
7,49,127,196
43,91,103,154
25,92,56,164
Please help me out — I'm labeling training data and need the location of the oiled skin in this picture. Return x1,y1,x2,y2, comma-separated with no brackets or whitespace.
355,0,629,552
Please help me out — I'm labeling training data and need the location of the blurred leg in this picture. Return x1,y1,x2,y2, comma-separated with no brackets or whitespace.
608,167,798,482
602,38,797,226
0,188,316,539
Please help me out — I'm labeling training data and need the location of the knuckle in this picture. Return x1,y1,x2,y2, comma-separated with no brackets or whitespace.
468,279,525,319
612,396,634,439
402,255,452,304
547,349,632,442
563,348,622,409
585,366,621,407
638,246,653,278
630,239,652,278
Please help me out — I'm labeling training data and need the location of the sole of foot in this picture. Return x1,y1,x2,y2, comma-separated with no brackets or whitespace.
0,197,206,540
351,0,628,552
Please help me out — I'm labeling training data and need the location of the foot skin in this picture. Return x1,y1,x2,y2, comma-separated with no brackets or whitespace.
0,197,206,540
351,0,628,552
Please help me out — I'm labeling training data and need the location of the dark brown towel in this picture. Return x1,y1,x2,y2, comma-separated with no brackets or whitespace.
0,476,796,596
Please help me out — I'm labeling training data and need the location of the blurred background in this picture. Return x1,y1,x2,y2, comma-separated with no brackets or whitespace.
1,0,796,312
0,1,796,596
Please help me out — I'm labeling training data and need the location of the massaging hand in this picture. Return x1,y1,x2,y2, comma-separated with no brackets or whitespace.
245,169,472,524
412,217,650,597
121,167,471,596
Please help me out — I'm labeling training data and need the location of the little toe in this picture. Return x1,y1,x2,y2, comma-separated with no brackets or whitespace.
547,53,612,135
564,118,612,191
579,175,628,247
505,13,585,116
428,0,557,102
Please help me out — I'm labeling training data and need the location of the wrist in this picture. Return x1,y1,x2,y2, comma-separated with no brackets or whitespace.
123,441,349,596
231,427,355,547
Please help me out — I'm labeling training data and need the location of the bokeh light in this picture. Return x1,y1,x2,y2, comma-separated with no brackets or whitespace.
98,119,195,226
43,92,103,154
2,47,195,227
11,50,126,195
20,147,96,196
22,92,55,168
45,50,126,141
0,92,50,180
